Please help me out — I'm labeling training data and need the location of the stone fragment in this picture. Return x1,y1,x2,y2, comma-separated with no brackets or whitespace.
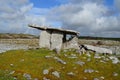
84,69,94,73
23,73,32,80
54,57,66,64
109,56,120,64
9,71,15,75
67,72,75,76
75,61,85,66
43,69,49,75
93,78,99,80
52,71,60,78
113,72,118,76
43,77,50,80
45,56,53,59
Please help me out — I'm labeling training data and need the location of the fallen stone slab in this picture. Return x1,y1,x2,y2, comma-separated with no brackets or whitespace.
80,44,113,54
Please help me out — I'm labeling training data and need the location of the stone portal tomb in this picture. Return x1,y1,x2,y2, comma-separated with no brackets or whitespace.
28,24,80,50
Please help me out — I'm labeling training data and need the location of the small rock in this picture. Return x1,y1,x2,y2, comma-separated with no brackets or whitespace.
87,58,91,62
75,61,85,66
43,77,50,80
68,56,78,59
10,64,14,67
100,60,106,63
9,71,15,74
43,69,49,75
84,69,94,73
113,72,118,76
86,53,91,57
23,73,32,80
45,56,52,58
54,57,66,64
13,77,17,80
83,77,87,80
94,54,101,59
71,54,76,57
64,54,67,57
93,78,99,80
34,78,39,80
20,59,24,62
109,56,120,64
67,72,75,76
52,71,60,78
100,76,104,79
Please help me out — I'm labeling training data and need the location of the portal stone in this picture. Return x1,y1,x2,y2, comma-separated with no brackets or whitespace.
50,31,63,50
39,31,51,49
63,36,79,49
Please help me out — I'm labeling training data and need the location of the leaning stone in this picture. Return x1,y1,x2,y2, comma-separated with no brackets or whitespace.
52,71,60,78
54,57,66,64
43,69,49,75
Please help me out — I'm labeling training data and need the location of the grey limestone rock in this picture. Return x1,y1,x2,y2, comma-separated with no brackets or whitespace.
39,31,51,49
52,71,60,78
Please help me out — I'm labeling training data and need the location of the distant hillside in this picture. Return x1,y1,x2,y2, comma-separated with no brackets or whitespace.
79,36,120,41
0,33,38,39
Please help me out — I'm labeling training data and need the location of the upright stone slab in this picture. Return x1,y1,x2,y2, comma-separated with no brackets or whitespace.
63,36,79,49
39,31,51,49
50,31,63,50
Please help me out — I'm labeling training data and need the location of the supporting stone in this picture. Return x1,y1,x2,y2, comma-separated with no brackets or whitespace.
50,31,63,51
63,36,79,49
39,30,51,49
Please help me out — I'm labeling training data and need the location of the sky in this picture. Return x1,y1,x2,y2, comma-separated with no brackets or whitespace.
0,0,120,37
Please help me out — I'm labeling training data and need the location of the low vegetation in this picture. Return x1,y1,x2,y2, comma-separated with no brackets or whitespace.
79,36,120,41
0,48,120,80
0,33,38,39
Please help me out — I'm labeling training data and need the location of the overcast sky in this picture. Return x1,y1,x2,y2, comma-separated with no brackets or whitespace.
0,0,120,37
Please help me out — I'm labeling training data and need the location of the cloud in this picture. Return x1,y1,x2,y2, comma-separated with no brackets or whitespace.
115,0,120,11
0,0,48,35
47,0,120,37
0,0,120,37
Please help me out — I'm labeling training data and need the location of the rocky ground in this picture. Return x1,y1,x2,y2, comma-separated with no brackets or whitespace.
0,39,39,53
0,49,119,80
0,39,120,56
78,39,120,56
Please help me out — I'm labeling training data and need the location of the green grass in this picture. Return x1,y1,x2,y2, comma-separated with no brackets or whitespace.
0,49,120,80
